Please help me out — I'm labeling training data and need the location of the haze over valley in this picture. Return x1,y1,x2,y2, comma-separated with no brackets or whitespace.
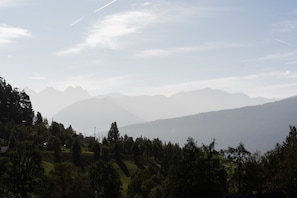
2,0,297,197
23,86,291,152
26,86,275,130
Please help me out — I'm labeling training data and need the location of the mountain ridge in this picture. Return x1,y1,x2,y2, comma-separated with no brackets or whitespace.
50,87,276,137
119,96,297,152
25,86,91,118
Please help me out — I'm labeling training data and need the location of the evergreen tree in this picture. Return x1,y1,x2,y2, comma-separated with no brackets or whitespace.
107,122,121,158
46,162,91,198
0,77,34,125
8,142,44,198
225,142,250,193
89,160,122,198
273,126,297,197
107,122,120,144
93,141,101,161
72,135,82,167
34,112,43,125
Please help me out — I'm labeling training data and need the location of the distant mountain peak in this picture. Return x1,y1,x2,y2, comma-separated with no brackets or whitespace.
25,86,92,118
41,87,60,93
97,92,124,99
64,86,91,97
65,86,86,92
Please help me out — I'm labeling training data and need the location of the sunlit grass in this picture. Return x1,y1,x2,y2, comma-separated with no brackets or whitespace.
113,159,138,198
42,161,54,175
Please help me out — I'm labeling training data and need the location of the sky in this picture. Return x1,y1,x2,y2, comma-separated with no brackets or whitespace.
1,0,297,99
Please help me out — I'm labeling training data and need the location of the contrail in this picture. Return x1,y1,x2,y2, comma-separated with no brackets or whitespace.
275,38,291,46
92,0,117,14
70,0,117,27
70,17,85,26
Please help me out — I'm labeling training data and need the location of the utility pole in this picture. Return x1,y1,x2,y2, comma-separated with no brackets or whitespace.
94,126,96,140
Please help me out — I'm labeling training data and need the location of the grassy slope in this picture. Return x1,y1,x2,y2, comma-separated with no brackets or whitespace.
41,151,143,197
113,160,139,197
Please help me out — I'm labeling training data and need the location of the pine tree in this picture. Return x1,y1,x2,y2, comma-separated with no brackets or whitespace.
107,122,120,144
72,136,82,167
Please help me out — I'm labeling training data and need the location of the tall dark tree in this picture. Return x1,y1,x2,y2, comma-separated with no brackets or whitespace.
48,162,91,198
47,136,62,163
93,141,101,161
0,77,34,125
152,138,163,161
123,134,134,154
225,142,250,193
72,135,82,167
243,151,265,192
271,126,297,197
8,142,44,198
183,137,198,162
89,160,122,198
127,166,163,198
162,140,227,198
131,141,139,160
101,137,109,162
34,112,43,125
107,122,120,144
107,122,122,158
19,90,34,125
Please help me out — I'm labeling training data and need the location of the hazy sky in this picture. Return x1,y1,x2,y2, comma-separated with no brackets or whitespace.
1,0,297,98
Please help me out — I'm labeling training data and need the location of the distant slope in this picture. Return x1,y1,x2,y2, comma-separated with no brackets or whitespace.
28,87,276,137
101,88,276,121
27,87,275,121
119,96,297,152
54,97,144,134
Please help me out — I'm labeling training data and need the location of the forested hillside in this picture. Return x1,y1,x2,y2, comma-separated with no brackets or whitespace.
0,77,34,126
0,76,296,198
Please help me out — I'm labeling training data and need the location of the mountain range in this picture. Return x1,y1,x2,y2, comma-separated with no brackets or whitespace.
40,87,275,135
119,96,297,152
26,86,288,152
25,86,91,119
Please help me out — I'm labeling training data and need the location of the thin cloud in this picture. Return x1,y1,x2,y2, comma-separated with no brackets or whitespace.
130,71,297,98
0,0,14,7
0,24,32,44
27,72,47,80
141,2,152,7
272,20,297,33
28,76,47,80
57,46,83,55
137,42,247,57
242,50,297,62
58,11,157,55
286,60,297,65
0,0,27,7
274,38,291,46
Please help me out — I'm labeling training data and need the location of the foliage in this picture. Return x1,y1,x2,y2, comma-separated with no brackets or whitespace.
107,122,122,158
35,162,91,198
6,142,44,198
225,142,250,193
127,165,163,198
0,77,34,125
89,160,122,198
92,140,101,161
1,76,297,198
265,126,297,197
71,135,82,166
